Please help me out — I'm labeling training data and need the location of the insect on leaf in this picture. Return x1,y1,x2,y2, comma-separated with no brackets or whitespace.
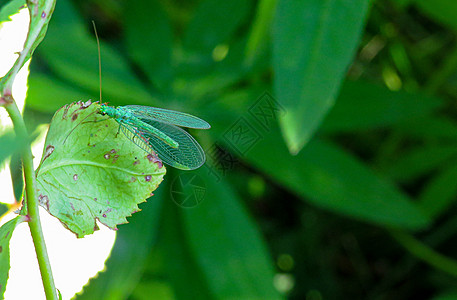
36,101,166,238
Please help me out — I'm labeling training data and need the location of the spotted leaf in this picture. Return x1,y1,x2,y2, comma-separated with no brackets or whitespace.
36,101,166,238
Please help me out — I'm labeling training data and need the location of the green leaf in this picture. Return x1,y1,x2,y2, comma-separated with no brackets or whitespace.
123,0,173,91
382,145,457,184
415,0,457,31
172,169,281,299
9,152,24,203
0,203,9,217
321,80,443,133
396,116,457,141
272,0,371,154
160,188,213,300
0,0,25,24
244,0,278,65
35,101,166,237
130,280,174,300
0,216,25,299
183,0,252,54
419,162,457,220
76,188,164,300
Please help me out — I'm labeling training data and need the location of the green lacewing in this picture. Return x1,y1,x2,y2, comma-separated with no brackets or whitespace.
91,22,210,170
99,104,210,170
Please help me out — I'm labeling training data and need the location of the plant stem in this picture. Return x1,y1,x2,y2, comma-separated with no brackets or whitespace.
390,229,457,277
5,101,58,300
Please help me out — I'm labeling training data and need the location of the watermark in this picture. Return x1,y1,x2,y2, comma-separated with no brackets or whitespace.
204,143,239,182
223,117,261,156
248,91,285,131
205,91,285,182
170,173,206,208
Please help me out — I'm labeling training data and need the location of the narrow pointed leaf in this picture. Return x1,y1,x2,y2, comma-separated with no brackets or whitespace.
177,169,281,299
0,0,55,91
0,216,25,299
160,189,213,300
0,129,26,166
419,163,457,220
273,0,370,153
245,0,278,65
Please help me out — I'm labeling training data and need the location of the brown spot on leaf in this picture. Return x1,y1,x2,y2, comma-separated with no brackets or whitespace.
102,214,107,218
38,194,50,210
73,174,78,181
72,113,78,121
42,145,55,161
145,175,152,182
156,160,163,168
147,153,163,168
104,154,110,159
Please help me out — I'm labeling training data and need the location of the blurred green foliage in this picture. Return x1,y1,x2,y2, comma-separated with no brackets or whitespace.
3,0,457,298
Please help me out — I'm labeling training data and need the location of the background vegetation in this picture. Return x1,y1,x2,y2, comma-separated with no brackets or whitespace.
3,0,457,299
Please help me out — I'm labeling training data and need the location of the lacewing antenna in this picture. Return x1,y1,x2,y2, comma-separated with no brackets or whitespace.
92,20,102,102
